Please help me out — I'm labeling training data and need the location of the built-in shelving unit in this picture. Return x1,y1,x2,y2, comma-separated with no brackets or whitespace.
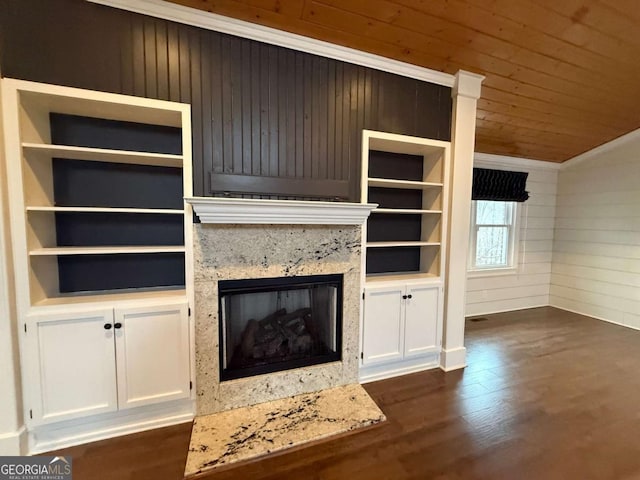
361,130,450,280
3,78,193,308
3,78,194,434
359,130,451,383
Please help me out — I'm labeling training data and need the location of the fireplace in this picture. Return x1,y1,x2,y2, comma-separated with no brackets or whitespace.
187,197,375,414
218,274,343,381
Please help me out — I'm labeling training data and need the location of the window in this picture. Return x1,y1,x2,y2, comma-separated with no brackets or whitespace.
469,200,518,271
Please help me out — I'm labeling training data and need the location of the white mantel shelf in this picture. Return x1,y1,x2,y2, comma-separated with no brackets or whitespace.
185,197,378,225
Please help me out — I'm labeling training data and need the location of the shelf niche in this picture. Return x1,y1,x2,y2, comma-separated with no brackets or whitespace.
14,93,189,304
362,131,449,279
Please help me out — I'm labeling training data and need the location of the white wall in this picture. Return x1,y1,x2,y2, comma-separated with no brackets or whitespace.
0,79,25,455
550,133,640,328
465,154,559,317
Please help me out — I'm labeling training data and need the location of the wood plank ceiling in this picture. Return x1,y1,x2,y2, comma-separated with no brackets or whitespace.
166,0,640,163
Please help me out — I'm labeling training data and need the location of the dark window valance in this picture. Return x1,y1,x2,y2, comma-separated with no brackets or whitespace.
472,168,529,202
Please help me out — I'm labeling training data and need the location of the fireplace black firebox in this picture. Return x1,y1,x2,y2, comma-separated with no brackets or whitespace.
218,274,343,381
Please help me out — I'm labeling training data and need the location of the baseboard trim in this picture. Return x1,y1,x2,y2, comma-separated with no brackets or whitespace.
359,356,440,384
29,400,194,454
466,303,549,318
549,303,640,331
439,347,467,372
0,426,27,455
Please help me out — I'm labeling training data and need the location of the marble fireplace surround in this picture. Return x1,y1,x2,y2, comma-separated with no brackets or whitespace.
187,197,376,416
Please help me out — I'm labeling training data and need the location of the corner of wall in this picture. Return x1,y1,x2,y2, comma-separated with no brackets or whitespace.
465,153,559,317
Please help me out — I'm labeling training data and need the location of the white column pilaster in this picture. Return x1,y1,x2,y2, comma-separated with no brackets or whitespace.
441,70,484,371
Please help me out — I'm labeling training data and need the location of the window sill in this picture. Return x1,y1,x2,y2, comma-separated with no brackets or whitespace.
467,267,519,279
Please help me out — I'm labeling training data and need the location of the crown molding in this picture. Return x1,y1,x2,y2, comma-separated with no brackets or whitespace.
474,152,562,171
186,197,378,225
560,127,640,170
87,0,455,88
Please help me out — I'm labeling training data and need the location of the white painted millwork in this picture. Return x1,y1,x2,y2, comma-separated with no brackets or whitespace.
186,197,377,225
360,281,442,382
115,303,190,409
466,154,558,316
25,309,118,425
0,80,27,455
2,78,195,452
361,285,404,366
24,302,191,426
442,70,484,370
361,129,451,279
359,127,451,381
550,129,640,330
29,399,193,454
404,284,441,358
22,143,183,168
87,0,455,88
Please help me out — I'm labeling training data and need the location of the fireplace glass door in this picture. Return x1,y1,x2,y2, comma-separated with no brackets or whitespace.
218,274,343,381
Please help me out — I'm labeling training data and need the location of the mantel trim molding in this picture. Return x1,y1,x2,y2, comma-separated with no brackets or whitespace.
185,197,378,225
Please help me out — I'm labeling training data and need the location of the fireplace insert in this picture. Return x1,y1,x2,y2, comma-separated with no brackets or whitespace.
218,274,343,381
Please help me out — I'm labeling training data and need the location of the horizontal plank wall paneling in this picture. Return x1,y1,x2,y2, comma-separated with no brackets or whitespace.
550,137,640,329
0,0,452,201
466,157,558,316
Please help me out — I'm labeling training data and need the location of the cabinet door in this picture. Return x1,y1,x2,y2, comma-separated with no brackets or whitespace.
115,302,190,410
362,285,405,366
404,284,441,358
25,309,118,425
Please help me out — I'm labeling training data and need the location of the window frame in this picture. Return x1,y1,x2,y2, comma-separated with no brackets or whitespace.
467,200,521,277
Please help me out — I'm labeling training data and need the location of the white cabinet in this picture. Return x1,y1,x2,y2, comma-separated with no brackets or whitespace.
115,303,190,409
25,309,118,424
361,282,442,382
362,285,404,366
25,301,190,426
403,284,440,358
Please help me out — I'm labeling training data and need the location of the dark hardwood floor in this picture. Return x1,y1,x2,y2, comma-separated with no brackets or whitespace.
49,307,640,479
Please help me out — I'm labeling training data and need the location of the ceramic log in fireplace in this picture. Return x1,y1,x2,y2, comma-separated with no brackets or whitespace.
218,274,343,381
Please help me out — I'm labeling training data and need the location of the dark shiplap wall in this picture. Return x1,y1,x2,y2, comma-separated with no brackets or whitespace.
0,0,452,201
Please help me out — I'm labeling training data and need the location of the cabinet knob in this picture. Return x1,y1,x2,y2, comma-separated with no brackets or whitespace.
402,295,408,299
104,324,112,330
407,294,413,299
114,322,122,329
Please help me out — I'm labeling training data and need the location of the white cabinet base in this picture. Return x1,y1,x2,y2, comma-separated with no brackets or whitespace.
359,352,440,383
360,280,443,383
28,398,194,454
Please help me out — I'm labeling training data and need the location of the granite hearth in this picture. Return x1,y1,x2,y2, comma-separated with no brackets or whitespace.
184,383,386,477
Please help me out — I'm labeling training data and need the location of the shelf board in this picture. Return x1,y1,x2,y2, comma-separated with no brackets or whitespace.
22,143,183,168
33,287,187,307
366,272,442,284
367,178,443,189
373,208,442,214
366,241,440,248
29,245,185,256
26,206,184,215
